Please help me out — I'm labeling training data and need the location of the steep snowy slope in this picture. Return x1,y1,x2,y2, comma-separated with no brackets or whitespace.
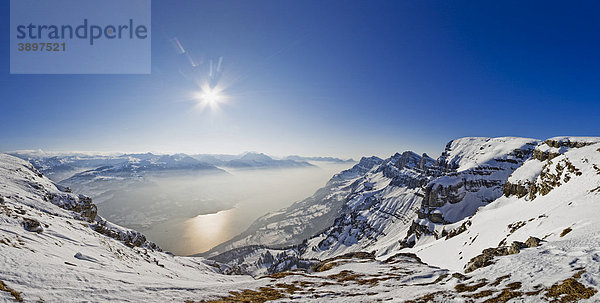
402,137,540,246
301,151,436,260
391,137,600,302
209,152,436,276
0,154,255,302
413,138,600,271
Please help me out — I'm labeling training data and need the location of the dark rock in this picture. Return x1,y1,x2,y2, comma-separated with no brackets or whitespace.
465,253,495,273
532,149,560,162
384,252,424,264
503,181,530,198
91,219,160,250
429,212,445,224
525,236,542,248
465,247,510,273
22,218,43,233
544,139,596,149
314,251,375,272
509,241,527,255
466,236,544,273
445,220,471,239
73,195,97,222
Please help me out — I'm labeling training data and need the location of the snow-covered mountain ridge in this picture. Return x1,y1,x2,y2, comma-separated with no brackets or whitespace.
208,138,540,263
2,136,600,302
207,136,600,302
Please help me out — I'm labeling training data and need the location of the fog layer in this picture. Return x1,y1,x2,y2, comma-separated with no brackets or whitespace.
96,162,353,255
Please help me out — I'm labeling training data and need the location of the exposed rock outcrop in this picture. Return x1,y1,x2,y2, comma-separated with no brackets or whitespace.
22,218,43,233
92,218,160,250
465,237,543,273
408,138,539,243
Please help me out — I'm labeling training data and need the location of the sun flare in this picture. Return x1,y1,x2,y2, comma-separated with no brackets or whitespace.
193,83,227,110
199,88,221,104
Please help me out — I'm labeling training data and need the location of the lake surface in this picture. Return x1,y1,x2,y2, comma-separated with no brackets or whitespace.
97,162,353,255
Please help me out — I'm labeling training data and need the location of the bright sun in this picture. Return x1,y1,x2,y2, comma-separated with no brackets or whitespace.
194,84,226,110
200,89,221,104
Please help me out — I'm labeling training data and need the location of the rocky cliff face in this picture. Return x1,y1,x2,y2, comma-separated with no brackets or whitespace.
302,151,436,259
503,137,599,201
213,137,546,273
403,137,540,245
180,136,600,285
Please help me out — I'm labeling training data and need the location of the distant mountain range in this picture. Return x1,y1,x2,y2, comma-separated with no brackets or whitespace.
284,155,355,163
192,152,316,168
8,150,353,203
10,151,352,182
191,152,353,167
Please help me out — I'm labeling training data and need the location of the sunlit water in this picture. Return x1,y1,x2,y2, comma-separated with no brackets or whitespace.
97,162,353,255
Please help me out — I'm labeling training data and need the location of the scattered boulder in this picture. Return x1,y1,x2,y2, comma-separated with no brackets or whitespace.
560,227,572,237
465,247,507,273
525,236,542,248
509,241,527,255
465,237,543,273
72,195,97,222
314,252,375,272
74,252,99,263
445,220,472,239
91,219,160,250
22,218,43,233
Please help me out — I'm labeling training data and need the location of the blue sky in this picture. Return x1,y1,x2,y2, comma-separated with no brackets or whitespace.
1,1,599,159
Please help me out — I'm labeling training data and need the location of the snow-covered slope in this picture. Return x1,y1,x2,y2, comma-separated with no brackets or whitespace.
0,154,255,302
301,151,436,260
0,155,466,302
413,138,600,270
3,136,600,302
402,137,540,246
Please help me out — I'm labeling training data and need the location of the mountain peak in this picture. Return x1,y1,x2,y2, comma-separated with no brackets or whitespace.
239,152,273,162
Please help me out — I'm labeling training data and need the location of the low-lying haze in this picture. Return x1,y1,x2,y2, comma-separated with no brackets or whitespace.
96,162,354,255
